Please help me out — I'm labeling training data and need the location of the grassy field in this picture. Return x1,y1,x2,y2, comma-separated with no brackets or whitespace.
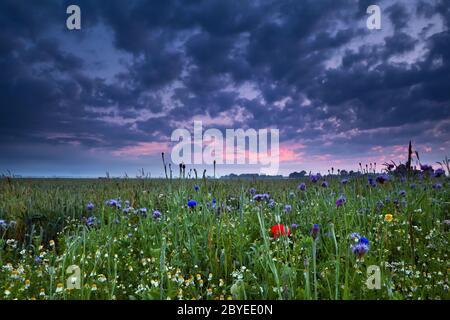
0,173,448,300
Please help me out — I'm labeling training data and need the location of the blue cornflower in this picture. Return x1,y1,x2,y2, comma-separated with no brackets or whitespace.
310,224,319,240
284,204,292,213
432,183,442,190
152,210,162,219
321,181,329,188
376,174,389,184
341,178,349,185
310,174,319,183
399,190,406,197
86,216,96,227
298,183,306,191
349,232,361,241
351,236,370,258
352,242,369,258
291,223,299,230
359,237,369,245
410,183,416,189
106,199,119,208
188,200,197,208
123,207,132,214
86,202,94,210
420,164,433,172
194,185,200,191
253,193,270,202
249,188,256,195
336,195,346,207
434,168,445,177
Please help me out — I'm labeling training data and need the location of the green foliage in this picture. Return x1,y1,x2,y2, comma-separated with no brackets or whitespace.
0,176,448,300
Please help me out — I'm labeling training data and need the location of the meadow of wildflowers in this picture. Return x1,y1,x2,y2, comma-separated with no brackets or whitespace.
0,167,448,300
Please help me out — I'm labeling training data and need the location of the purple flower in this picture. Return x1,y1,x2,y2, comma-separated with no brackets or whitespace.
336,195,346,207
194,185,200,191
310,174,320,183
298,183,306,191
432,183,442,190
34,256,43,264
123,207,132,214
86,216,96,227
420,164,433,172
352,243,369,258
249,188,256,195
188,200,197,208
434,168,445,177
253,193,270,202
0,220,7,229
152,210,162,219
359,237,369,245
310,224,319,240
321,181,329,188
106,199,121,209
368,178,377,187
410,183,416,189
349,232,361,241
268,199,275,208
125,200,130,207
376,174,389,184
284,204,292,213
399,190,406,197
341,178,349,185
291,223,299,230
351,236,370,257
86,202,94,210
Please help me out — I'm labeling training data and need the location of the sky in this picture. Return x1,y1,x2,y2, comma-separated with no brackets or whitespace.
0,0,449,177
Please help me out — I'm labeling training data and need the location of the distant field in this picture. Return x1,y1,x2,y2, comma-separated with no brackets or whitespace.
0,174,448,300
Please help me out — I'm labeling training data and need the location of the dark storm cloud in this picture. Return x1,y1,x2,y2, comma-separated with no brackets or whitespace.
0,0,449,175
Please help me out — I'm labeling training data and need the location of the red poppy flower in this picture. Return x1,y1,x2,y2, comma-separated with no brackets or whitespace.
271,224,291,238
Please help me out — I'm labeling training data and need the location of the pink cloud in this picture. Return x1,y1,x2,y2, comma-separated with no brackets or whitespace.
112,142,169,157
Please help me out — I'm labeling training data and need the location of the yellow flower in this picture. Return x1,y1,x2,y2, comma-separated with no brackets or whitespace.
49,240,55,247
385,214,393,222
